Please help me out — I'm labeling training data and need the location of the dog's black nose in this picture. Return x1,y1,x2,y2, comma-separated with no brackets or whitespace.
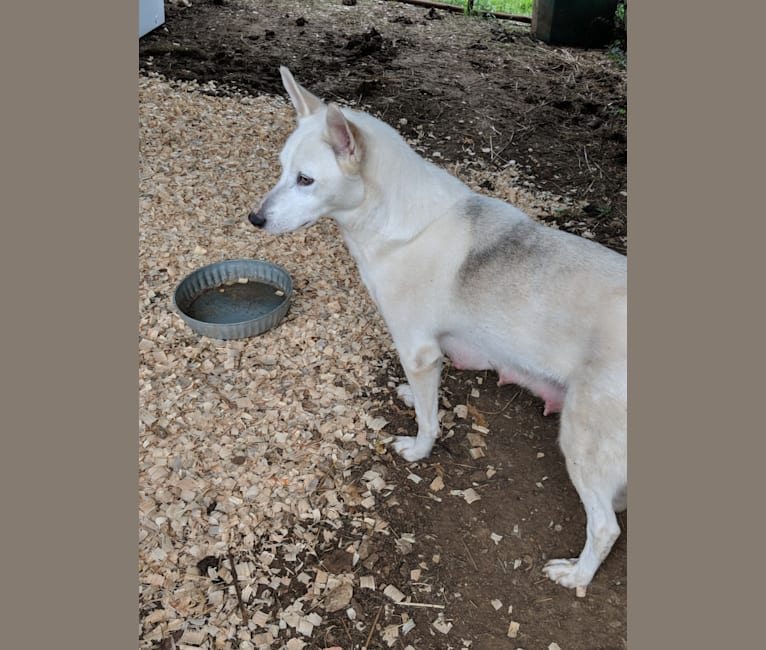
248,210,266,228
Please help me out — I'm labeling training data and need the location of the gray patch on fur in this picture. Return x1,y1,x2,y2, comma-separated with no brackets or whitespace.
463,196,485,224
455,195,626,307
458,196,545,287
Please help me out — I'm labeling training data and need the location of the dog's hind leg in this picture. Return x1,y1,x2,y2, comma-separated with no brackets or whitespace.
391,342,443,462
543,481,621,590
543,371,626,590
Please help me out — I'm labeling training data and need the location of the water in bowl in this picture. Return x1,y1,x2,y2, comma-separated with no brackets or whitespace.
186,280,286,324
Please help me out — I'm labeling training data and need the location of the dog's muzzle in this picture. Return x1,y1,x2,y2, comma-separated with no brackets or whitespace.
248,210,266,228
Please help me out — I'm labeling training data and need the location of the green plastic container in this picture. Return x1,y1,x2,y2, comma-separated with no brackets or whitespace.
532,0,619,48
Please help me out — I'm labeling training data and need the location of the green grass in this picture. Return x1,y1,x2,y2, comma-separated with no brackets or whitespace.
438,0,534,16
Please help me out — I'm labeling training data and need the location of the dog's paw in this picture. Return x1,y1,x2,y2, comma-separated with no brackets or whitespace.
396,383,415,408
392,436,430,462
542,559,589,590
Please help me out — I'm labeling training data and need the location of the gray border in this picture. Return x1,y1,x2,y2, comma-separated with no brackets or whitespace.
629,0,763,647
2,1,137,647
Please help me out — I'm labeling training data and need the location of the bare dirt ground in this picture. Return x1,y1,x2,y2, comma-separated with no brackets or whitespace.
139,2,627,648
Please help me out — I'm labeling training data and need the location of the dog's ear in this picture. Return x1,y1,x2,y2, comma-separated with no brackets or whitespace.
279,66,323,119
325,103,363,173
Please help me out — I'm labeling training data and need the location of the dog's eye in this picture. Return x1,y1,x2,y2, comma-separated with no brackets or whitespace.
296,173,314,187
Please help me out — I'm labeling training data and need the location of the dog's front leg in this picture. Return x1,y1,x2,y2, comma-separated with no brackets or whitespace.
391,343,443,462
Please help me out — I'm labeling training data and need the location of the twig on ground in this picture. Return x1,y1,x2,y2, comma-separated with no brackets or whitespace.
364,605,384,650
461,538,479,571
226,549,249,627
395,601,445,609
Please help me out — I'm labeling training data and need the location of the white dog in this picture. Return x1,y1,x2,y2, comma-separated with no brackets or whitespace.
249,67,627,591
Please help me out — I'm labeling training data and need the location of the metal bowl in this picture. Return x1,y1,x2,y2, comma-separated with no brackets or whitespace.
173,259,292,340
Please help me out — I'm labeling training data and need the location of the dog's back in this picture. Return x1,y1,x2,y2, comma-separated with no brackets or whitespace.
411,192,627,389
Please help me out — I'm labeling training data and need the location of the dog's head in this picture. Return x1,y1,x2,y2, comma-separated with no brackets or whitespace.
248,67,366,234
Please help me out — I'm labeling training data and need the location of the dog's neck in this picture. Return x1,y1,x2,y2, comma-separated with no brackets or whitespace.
331,109,471,256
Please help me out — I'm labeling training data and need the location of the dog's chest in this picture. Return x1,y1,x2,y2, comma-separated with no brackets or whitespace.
341,230,455,315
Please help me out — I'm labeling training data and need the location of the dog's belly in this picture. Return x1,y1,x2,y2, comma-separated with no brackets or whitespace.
440,334,566,415
498,368,566,415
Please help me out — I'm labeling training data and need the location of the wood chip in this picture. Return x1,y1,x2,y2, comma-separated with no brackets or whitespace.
432,613,453,634
450,488,481,504
466,432,487,447
507,621,521,638
429,475,445,491
179,629,207,645
297,618,314,637
323,582,353,612
362,470,386,492
383,584,406,603
382,624,400,646
365,415,389,431
491,599,503,610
